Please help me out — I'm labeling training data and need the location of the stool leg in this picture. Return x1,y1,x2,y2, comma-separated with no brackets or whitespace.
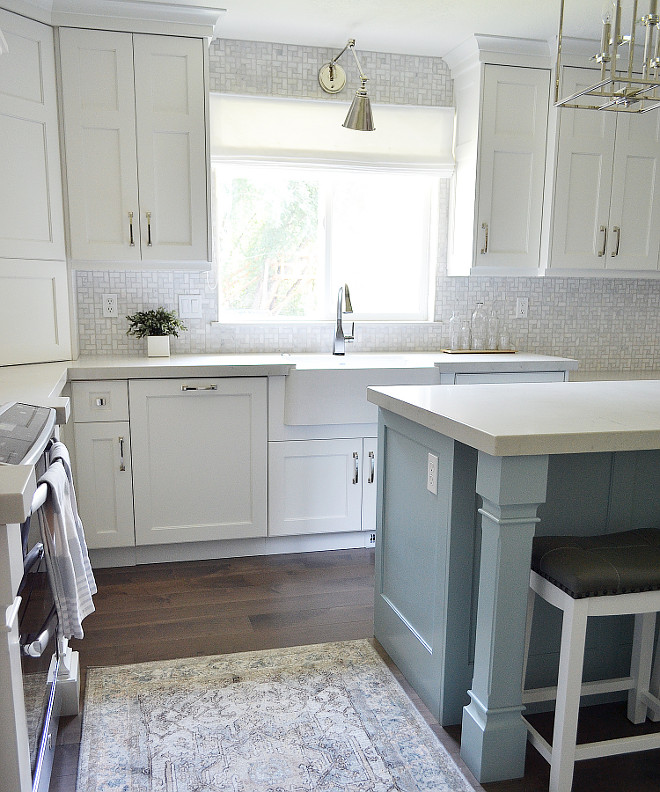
650,626,660,723
628,612,656,724
522,582,536,691
549,597,588,792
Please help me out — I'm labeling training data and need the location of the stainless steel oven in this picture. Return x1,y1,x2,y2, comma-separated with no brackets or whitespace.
1,402,61,792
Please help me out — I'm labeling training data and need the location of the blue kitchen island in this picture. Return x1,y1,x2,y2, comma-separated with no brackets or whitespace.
367,379,660,784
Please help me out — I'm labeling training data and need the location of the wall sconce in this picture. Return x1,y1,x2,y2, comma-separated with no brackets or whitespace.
319,39,375,131
556,0,660,112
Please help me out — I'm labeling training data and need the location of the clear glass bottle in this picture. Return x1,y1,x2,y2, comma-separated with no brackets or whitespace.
487,307,499,350
471,302,488,350
449,311,462,350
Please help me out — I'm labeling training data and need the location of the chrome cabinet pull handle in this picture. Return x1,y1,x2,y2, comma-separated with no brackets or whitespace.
368,450,375,484
480,222,489,254
611,225,621,257
181,384,218,391
119,437,126,472
598,225,608,257
146,211,152,246
128,212,135,246
353,451,359,484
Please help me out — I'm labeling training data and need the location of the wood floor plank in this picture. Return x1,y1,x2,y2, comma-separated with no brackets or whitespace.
51,548,660,792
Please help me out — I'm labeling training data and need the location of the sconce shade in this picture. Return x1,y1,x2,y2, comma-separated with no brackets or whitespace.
343,87,375,131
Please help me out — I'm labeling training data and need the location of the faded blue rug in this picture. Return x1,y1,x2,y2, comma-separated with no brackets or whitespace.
77,639,476,791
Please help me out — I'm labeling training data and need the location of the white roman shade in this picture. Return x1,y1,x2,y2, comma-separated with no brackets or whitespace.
210,93,455,173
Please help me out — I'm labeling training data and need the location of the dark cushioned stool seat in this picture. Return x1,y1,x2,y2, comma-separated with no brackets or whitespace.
531,527,660,599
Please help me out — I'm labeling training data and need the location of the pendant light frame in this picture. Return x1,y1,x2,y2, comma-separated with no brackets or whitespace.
556,0,660,113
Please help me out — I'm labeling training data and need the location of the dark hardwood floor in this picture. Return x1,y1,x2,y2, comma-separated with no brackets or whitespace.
50,548,660,792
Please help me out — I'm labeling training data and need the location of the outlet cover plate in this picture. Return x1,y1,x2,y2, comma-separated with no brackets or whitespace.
102,294,118,317
427,453,438,495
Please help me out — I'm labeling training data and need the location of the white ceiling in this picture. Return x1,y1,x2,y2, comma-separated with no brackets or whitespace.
210,0,606,58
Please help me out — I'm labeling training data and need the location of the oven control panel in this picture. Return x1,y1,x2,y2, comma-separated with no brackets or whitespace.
0,402,55,465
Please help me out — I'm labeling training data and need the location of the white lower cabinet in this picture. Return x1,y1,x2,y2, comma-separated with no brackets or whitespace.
72,380,134,550
73,422,134,549
269,437,377,537
129,378,267,545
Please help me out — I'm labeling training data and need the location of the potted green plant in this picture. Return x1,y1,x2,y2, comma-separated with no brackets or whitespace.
125,307,187,357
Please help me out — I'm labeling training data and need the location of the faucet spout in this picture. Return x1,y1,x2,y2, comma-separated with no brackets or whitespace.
333,284,354,355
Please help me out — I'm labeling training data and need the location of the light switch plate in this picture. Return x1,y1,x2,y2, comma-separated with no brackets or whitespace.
178,294,203,319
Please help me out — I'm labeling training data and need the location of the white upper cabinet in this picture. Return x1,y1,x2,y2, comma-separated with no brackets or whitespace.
0,9,65,261
446,43,551,276
549,66,660,273
59,28,210,268
474,66,551,272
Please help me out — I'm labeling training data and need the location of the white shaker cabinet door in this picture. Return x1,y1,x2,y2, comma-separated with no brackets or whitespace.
551,66,660,273
133,35,209,263
73,422,135,549
476,65,550,270
130,378,267,546
607,110,660,271
268,439,364,536
0,10,65,260
59,29,210,266
551,67,617,271
59,28,141,263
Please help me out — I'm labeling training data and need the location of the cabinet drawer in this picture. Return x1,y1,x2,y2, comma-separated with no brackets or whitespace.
72,380,129,422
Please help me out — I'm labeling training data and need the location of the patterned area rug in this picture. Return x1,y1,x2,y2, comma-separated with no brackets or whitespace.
77,640,476,792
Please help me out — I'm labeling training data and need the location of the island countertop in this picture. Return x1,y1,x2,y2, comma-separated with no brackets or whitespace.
367,379,660,457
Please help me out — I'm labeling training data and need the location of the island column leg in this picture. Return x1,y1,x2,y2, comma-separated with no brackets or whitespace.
460,452,549,783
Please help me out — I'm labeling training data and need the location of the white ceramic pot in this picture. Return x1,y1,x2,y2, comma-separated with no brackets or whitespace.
147,336,170,357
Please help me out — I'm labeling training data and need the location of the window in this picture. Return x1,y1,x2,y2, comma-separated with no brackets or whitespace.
212,163,439,321
209,94,454,322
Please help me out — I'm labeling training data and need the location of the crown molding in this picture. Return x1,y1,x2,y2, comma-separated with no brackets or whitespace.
1,0,225,37
444,34,552,79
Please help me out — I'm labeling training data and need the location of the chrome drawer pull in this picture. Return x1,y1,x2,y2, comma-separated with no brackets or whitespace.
181,384,218,391
368,450,375,484
119,437,126,472
353,451,359,484
598,225,607,257
611,226,621,257
480,222,489,254
128,211,135,246
146,211,153,246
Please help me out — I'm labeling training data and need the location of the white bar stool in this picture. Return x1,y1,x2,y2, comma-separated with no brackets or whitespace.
521,527,660,792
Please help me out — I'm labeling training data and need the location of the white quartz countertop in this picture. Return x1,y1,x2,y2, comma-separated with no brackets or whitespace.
0,352,579,411
367,379,660,457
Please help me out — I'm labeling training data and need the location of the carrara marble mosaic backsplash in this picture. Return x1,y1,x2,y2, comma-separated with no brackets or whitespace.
74,39,660,372
75,269,660,372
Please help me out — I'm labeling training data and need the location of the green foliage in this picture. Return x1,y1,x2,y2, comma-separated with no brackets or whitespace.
125,307,188,338
216,174,320,317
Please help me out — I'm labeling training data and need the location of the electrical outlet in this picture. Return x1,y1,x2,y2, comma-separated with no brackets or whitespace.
368,533,376,546
515,297,529,319
102,294,118,318
427,453,438,495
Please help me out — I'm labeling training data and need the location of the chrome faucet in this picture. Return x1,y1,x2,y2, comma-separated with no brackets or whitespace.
333,284,354,355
